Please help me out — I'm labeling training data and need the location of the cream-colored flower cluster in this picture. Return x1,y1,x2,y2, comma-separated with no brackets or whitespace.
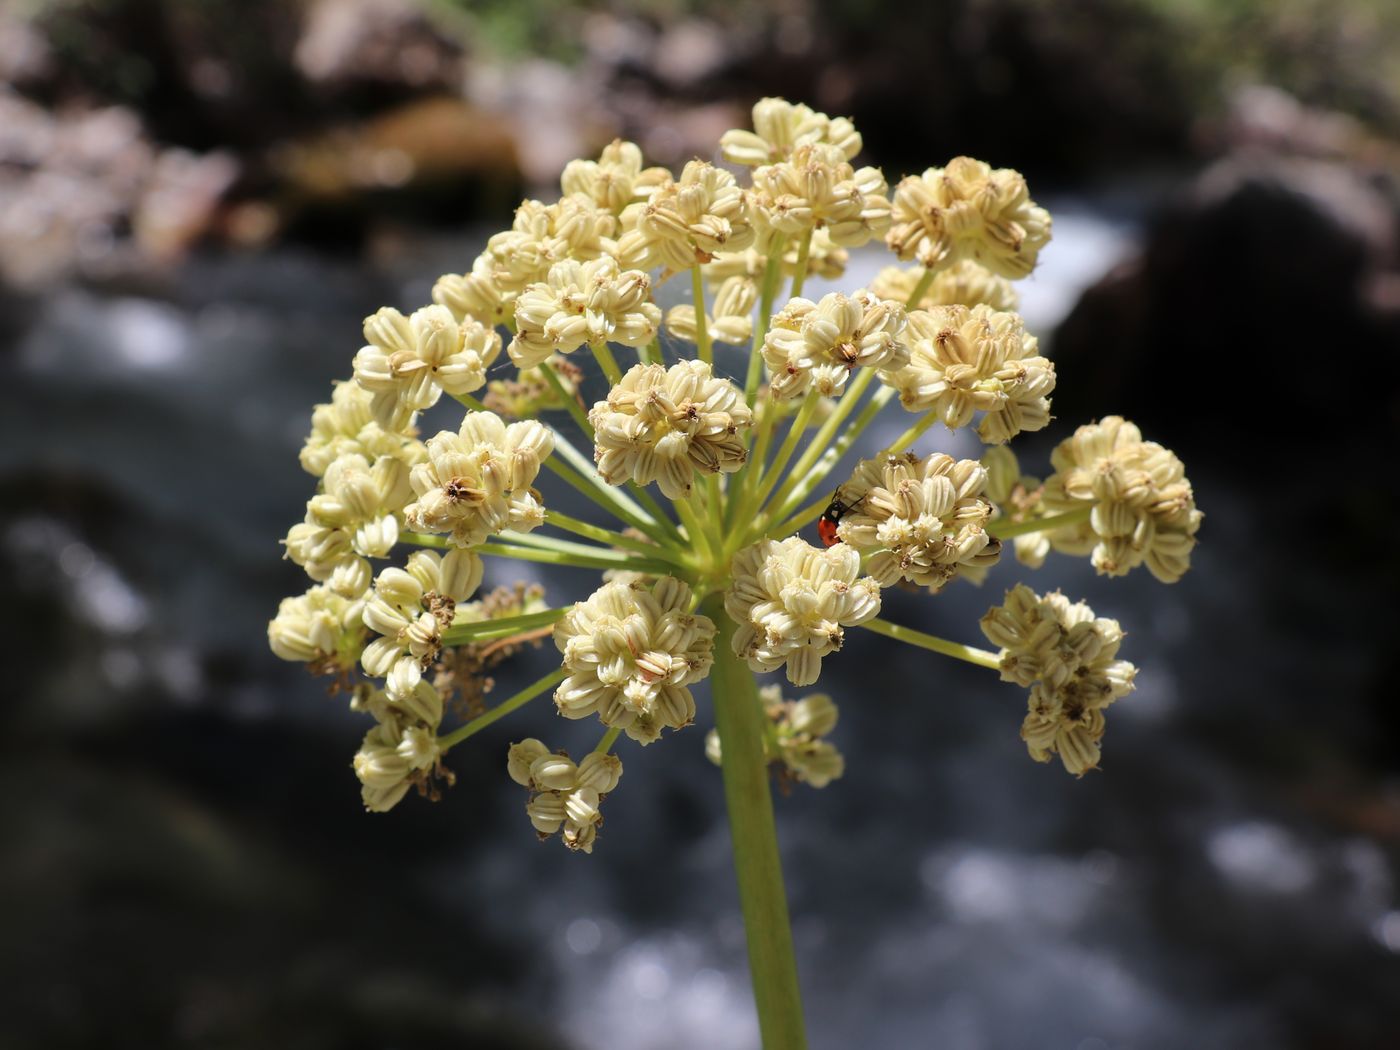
749,143,891,248
980,585,1137,776
720,97,861,167
509,256,661,367
267,584,366,670
284,451,415,597
404,410,555,548
554,577,716,744
352,674,449,811
882,303,1055,444
887,156,1052,278
763,290,908,399
300,381,423,478
617,160,755,271
726,538,882,686
1040,417,1202,582
561,139,670,216
508,739,624,853
361,548,484,678
590,359,752,498
269,97,1198,838
835,451,1001,590
353,305,503,429
706,685,845,788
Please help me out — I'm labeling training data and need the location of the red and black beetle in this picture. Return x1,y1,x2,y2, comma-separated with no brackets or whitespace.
816,490,861,547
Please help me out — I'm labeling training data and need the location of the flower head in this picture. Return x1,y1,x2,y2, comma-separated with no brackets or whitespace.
1040,417,1202,582
886,157,1051,278
361,548,484,678
836,451,1000,590
590,360,753,498
561,138,670,215
509,256,661,368
404,411,555,547
881,304,1055,443
352,676,449,812
665,275,758,347
353,305,503,428
750,143,890,247
980,585,1137,776
483,195,615,298
507,738,624,853
267,584,367,670
720,97,861,167
554,577,715,744
300,380,423,477
285,451,415,593
616,160,754,271
763,290,908,400
726,538,882,685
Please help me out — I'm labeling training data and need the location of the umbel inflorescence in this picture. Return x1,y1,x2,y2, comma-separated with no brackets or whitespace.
270,97,1201,852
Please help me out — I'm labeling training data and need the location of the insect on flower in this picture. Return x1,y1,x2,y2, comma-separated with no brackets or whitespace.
816,489,862,547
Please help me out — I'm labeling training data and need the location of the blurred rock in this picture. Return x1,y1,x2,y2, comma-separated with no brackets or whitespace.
296,0,466,99
0,89,238,289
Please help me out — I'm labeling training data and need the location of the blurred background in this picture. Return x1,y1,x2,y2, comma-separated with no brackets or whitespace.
3,0,1400,1047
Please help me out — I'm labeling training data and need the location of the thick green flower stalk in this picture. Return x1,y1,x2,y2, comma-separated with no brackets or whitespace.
268,96,1202,1050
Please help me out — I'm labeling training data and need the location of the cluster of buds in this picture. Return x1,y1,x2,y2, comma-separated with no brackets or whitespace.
554,577,715,744
706,685,845,788
980,585,1138,775
353,305,503,428
835,451,1000,590
508,739,624,853
403,411,554,548
886,156,1053,278
269,95,1199,857
1038,417,1202,582
763,290,908,399
590,359,753,498
882,303,1055,444
726,538,882,686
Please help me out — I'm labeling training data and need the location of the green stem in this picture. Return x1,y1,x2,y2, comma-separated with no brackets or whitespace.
642,335,662,366
674,487,716,565
886,410,938,455
692,266,713,365
905,266,936,309
476,540,678,575
858,618,1002,670
702,596,807,1050
788,230,813,299
401,531,448,548
745,234,788,407
764,493,830,540
593,726,622,755
988,505,1092,539
548,427,681,544
749,391,820,518
436,668,568,752
541,457,667,542
540,358,595,437
766,386,894,528
591,341,623,385
762,369,873,525
442,607,565,645
544,509,676,560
